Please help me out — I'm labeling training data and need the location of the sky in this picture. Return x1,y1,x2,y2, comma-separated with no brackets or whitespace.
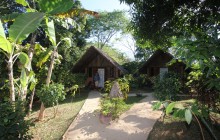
80,0,129,12
80,0,135,60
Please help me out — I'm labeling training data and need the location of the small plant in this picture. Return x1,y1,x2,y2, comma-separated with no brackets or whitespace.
65,84,79,102
36,83,66,117
153,72,182,101
0,101,32,140
105,76,130,99
130,74,148,89
153,100,218,140
100,96,126,119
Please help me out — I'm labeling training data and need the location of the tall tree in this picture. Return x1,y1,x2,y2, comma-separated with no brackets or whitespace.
121,0,220,90
87,10,129,49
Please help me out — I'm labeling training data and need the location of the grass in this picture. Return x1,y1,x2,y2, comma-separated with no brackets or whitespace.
28,89,90,140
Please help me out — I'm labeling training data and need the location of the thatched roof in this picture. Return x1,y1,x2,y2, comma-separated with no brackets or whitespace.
139,50,173,73
72,46,127,73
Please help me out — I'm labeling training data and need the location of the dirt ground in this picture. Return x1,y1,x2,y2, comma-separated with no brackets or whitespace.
148,116,220,140
63,91,161,140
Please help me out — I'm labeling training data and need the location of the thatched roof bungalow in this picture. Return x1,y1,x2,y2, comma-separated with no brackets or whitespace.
139,50,186,77
72,46,127,88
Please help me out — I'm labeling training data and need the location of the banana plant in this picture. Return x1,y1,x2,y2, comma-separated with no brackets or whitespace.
1,0,98,117
0,11,44,102
34,0,98,121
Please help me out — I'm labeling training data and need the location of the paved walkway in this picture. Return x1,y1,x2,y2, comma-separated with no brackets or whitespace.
63,91,161,140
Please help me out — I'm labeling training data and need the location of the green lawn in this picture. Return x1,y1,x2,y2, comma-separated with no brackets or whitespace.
28,89,89,140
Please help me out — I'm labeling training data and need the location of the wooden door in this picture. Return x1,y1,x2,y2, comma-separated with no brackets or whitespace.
98,68,105,88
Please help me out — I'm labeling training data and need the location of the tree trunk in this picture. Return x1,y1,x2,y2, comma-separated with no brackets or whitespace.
38,48,56,121
8,56,15,102
38,103,45,120
20,86,28,101
20,33,37,101
28,87,35,115
46,50,56,85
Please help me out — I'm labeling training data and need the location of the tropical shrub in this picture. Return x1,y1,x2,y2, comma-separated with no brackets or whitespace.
100,95,126,119
36,83,65,117
186,69,220,111
130,74,149,89
36,83,65,107
0,102,32,140
55,72,86,88
105,76,130,98
153,72,182,101
122,61,141,74
153,99,218,140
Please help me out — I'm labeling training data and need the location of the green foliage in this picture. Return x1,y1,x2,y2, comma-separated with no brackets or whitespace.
15,0,27,6
45,18,56,46
120,0,219,46
55,72,86,88
36,83,65,107
130,74,148,89
121,1,220,114
18,52,29,67
122,61,141,74
152,99,209,125
38,0,73,15
0,20,6,38
166,102,176,115
87,10,129,49
185,109,192,124
100,95,126,119
9,12,44,43
20,68,27,88
186,68,220,111
105,76,130,99
0,35,12,54
0,102,32,139
153,72,182,101
102,46,130,64
66,84,79,97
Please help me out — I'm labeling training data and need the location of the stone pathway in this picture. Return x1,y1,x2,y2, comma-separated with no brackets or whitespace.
63,91,161,140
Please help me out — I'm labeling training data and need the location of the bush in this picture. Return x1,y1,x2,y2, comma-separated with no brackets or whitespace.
186,69,220,111
153,72,182,101
36,83,65,107
0,102,32,140
130,74,150,89
105,76,130,98
100,95,126,119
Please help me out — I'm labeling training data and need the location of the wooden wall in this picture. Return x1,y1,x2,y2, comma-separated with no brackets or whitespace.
84,54,122,85
146,54,185,77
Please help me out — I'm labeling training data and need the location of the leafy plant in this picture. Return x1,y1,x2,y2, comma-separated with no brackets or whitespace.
153,72,182,101
0,101,32,140
105,77,130,99
100,95,126,119
130,74,149,89
186,68,220,111
36,83,65,117
152,99,218,140
37,83,65,107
